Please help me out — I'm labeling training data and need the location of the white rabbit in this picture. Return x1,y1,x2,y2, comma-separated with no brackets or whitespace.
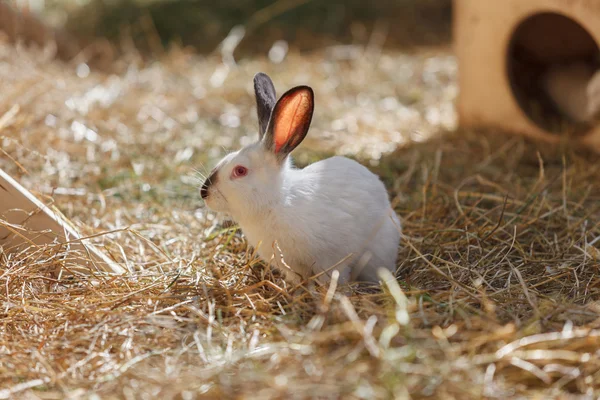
201,72,401,285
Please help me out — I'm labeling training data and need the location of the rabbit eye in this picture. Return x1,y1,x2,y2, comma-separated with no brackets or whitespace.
232,165,248,178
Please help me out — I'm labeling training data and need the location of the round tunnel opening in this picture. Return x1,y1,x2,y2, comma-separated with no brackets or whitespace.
507,12,600,135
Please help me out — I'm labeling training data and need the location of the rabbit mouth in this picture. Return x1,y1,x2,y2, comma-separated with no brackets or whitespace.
201,169,229,207
200,169,218,199
215,187,228,204
202,185,229,212
201,185,227,203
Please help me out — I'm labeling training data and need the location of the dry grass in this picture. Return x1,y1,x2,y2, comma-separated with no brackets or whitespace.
1,38,599,399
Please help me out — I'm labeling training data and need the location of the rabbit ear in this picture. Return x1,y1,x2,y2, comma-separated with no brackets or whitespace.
263,85,314,160
253,72,277,138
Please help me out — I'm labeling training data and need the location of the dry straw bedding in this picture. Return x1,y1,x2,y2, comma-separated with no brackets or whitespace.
0,40,599,399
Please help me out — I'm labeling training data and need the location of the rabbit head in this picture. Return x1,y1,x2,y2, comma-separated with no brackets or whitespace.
200,73,314,217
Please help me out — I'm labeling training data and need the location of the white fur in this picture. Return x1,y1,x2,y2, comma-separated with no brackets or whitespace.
203,143,401,285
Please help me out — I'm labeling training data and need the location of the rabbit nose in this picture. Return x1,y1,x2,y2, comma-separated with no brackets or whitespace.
201,170,218,199
200,182,210,199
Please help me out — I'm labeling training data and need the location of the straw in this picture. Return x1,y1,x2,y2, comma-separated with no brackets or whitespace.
0,37,599,398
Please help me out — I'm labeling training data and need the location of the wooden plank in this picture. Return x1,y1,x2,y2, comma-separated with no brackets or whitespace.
0,168,125,274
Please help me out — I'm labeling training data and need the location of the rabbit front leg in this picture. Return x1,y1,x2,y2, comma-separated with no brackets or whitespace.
316,267,353,296
329,267,351,286
280,267,303,286
312,265,351,288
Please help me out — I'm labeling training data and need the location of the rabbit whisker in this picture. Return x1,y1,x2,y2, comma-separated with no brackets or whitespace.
193,166,208,181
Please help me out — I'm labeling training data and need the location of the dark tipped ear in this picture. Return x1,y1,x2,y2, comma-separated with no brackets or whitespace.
263,85,314,161
253,72,276,138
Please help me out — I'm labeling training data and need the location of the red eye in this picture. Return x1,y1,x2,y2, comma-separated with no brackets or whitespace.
232,165,248,178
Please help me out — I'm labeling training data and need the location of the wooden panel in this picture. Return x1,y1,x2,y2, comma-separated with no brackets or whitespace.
454,0,600,152
512,12,599,64
0,168,125,274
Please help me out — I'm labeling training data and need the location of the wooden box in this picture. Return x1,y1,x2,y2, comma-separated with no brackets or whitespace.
454,0,600,151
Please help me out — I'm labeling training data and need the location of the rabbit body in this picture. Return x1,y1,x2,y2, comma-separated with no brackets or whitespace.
236,155,400,285
201,73,401,285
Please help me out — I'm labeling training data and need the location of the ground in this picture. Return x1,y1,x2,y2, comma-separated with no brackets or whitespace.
0,37,599,399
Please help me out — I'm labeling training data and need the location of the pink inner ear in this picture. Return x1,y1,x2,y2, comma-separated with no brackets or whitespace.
274,91,311,152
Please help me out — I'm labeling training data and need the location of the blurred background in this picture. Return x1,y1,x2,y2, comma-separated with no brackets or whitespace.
11,0,452,55
0,0,458,193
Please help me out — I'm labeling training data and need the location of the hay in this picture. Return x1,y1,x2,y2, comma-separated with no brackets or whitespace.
0,38,599,399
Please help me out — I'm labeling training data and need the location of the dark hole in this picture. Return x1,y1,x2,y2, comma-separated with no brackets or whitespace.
507,12,600,135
